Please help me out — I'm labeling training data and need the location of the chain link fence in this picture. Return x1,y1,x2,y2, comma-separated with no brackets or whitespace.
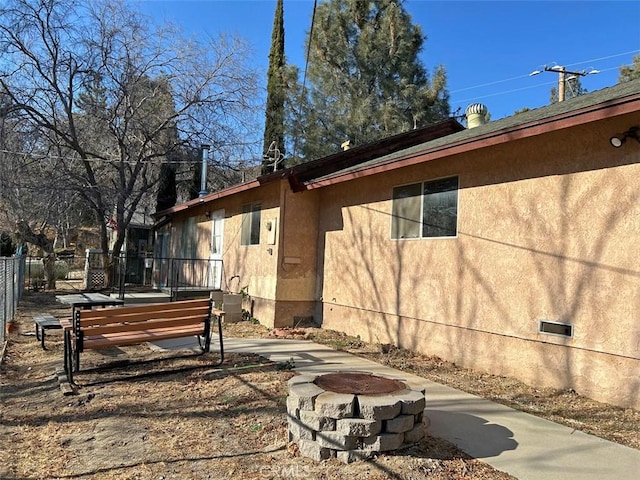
1,256,26,342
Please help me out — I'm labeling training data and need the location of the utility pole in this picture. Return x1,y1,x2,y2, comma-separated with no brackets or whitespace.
530,65,599,102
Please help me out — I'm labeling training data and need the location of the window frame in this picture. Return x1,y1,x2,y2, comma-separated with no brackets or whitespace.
180,216,197,258
391,175,459,240
241,202,262,246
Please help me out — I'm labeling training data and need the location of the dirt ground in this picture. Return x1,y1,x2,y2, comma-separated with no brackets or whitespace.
0,289,637,480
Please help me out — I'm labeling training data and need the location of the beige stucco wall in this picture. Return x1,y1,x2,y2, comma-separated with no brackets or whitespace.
317,114,640,409
166,183,280,325
167,180,320,328
274,187,320,324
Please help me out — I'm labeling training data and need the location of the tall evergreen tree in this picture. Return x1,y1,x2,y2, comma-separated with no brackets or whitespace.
155,161,177,212
262,0,286,174
619,53,640,83
550,75,588,103
290,0,449,160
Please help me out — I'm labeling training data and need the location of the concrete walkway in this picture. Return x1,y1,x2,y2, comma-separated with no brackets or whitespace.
221,337,640,480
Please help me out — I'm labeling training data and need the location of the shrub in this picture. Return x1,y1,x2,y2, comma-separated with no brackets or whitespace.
26,259,69,280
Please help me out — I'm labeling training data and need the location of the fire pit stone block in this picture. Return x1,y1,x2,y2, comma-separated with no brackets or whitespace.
362,432,405,452
316,431,358,450
297,439,334,461
336,418,382,437
288,382,325,411
288,374,318,387
288,416,316,441
314,392,356,419
299,410,336,431
336,449,372,464
394,389,427,415
357,395,402,420
405,423,427,443
384,414,415,433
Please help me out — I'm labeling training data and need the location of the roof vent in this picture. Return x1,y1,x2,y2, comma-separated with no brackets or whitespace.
465,103,489,128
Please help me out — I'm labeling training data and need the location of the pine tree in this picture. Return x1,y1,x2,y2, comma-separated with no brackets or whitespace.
155,161,177,212
262,0,286,175
291,0,449,160
550,75,588,103
619,53,640,83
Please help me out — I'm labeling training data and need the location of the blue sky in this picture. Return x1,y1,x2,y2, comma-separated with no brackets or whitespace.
137,0,640,121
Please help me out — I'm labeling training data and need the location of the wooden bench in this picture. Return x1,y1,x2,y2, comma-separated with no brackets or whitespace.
63,298,224,384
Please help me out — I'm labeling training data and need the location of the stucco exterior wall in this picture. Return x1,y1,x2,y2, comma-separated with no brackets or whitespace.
317,115,640,409
166,180,320,328
274,187,320,324
166,182,280,325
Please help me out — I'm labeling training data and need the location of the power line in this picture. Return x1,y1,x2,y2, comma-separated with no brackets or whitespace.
453,79,557,105
0,148,210,165
450,65,623,108
450,74,533,94
565,49,640,69
449,49,639,97
291,0,317,161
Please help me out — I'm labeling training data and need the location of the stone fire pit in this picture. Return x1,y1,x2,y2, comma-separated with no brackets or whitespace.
287,372,427,464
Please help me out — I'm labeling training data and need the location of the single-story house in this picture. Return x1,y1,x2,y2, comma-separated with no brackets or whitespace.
153,78,640,409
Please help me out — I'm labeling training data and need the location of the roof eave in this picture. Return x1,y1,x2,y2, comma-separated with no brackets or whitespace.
258,118,465,192
152,179,262,220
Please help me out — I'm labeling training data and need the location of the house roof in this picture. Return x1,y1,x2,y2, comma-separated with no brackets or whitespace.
154,78,640,221
258,118,465,192
302,78,640,190
153,118,465,219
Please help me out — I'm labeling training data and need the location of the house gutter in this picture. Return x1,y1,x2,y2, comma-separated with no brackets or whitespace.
303,93,640,190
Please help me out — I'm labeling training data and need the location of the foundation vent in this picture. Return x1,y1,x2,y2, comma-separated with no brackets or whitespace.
539,320,573,337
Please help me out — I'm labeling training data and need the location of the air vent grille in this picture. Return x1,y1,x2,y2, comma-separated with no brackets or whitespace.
539,320,573,337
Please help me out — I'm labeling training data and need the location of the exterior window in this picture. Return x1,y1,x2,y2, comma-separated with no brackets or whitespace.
392,176,458,239
180,217,197,258
241,203,261,245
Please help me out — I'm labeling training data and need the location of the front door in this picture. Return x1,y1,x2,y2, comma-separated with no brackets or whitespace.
209,210,224,289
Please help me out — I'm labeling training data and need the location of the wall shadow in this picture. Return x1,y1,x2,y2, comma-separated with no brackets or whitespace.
313,117,640,408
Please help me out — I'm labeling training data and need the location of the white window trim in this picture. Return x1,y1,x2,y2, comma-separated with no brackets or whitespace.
390,175,459,240
241,202,262,246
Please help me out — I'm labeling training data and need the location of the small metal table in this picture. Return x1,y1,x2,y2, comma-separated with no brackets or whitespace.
56,293,124,314
33,314,62,350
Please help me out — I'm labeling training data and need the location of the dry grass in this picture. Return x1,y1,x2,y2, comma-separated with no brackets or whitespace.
1,291,516,480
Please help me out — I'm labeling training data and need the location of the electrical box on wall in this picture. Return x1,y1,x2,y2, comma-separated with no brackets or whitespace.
267,218,277,245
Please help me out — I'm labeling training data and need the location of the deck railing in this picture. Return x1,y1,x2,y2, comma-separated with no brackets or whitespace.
109,254,224,299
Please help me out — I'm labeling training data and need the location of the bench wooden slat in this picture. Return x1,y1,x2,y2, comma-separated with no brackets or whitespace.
82,325,206,349
78,306,210,327
81,314,207,336
79,299,210,320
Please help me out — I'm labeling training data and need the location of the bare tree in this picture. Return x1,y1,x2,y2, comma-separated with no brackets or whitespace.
0,0,261,286
0,115,78,288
